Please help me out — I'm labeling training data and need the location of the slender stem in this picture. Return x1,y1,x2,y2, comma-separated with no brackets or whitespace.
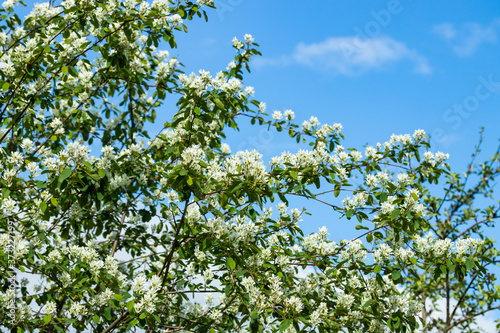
444,269,450,333
111,206,129,257
102,310,129,333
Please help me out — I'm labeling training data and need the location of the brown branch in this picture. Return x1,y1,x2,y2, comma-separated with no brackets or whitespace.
111,207,129,257
447,304,500,331
448,272,478,325
101,310,129,333
159,199,189,288
117,250,168,266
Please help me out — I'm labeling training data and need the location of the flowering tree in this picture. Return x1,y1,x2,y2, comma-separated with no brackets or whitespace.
0,1,498,332
405,129,500,333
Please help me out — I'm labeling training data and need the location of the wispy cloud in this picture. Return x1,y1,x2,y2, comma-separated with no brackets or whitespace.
433,20,500,56
252,36,431,76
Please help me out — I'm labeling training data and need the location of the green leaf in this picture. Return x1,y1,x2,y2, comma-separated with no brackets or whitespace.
93,315,100,324
62,66,68,75
130,319,138,326
113,294,122,301
279,319,291,332
228,257,236,270
411,192,419,201
59,168,72,184
44,314,51,323
466,258,475,270
213,98,225,110
374,265,381,274
390,208,400,221
392,270,401,281
126,300,134,312
2,82,9,91
334,183,340,197
50,197,58,206
98,169,106,178
82,161,92,169
366,233,373,243
186,176,193,186
225,284,232,296
104,307,112,320
40,202,47,212
415,149,421,162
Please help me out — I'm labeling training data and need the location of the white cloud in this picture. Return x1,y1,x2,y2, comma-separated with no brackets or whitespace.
252,36,431,76
433,20,500,56
433,22,458,40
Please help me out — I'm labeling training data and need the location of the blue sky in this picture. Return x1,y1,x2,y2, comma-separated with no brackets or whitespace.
168,0,500,239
